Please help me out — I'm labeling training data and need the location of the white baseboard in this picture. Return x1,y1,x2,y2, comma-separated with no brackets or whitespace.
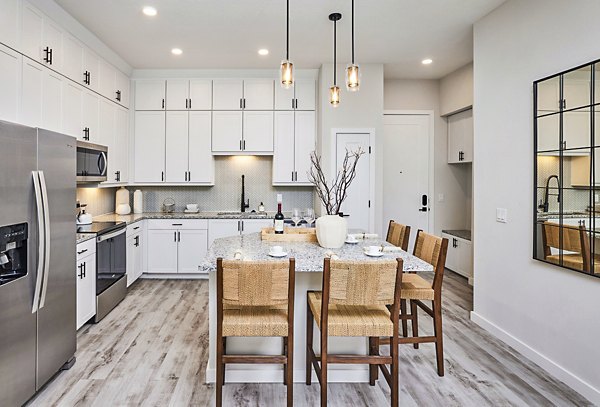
140,273,208,280
470,311,600,405
205,366,369,384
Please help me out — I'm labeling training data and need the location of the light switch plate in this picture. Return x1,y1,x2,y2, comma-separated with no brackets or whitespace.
496,208,508,223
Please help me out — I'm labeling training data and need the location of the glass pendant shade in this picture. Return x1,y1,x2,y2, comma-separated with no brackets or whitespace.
281,60,294,89
329,85,340,107
346,64,360,91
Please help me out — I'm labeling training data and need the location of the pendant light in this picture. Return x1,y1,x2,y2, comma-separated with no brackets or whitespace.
280,0,294,88
329,13,342,107
346,0,360,91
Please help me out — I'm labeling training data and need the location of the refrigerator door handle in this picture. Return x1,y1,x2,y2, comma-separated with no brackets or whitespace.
32,171,45,313
38,171,51,309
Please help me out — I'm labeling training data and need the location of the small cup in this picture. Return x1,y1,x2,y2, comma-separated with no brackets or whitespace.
271,245,284,254
186,203,198,211
368,245,381,254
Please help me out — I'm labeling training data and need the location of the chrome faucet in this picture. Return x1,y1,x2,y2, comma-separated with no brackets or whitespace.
241,174,250,213
539,175,560,212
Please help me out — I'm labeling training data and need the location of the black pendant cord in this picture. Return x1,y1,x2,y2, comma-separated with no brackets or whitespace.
333,18,337,85
351,0,355,64
286,0,289,61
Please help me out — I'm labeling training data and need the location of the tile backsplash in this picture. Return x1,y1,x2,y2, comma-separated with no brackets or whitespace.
77,156,314,215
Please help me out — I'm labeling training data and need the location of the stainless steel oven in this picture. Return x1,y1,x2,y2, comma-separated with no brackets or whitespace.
76,140,108,183
95,224,126,322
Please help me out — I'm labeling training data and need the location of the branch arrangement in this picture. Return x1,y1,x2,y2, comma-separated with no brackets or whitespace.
308,148,364,215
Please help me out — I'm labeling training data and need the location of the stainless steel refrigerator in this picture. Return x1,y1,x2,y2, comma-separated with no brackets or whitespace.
0,120,77,406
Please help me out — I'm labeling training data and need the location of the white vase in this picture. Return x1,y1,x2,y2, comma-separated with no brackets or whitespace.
316,215,348,249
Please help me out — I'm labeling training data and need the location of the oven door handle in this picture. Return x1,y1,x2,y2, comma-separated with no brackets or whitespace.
97,228,126,243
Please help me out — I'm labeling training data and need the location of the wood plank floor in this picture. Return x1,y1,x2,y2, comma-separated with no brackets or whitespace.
28,272,592,406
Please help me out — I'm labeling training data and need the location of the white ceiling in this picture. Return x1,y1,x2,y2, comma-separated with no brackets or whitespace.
55,0,505,79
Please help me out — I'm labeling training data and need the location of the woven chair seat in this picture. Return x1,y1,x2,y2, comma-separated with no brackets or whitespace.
222,306,288,337
308,292,393,337
400,273,434,301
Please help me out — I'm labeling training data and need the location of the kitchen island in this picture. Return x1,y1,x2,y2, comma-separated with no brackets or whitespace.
201,233,433,384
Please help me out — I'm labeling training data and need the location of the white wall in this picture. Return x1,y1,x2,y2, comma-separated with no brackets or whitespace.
440,63,473,116
384,79,470,236
317,63,384,234
473,0,600,403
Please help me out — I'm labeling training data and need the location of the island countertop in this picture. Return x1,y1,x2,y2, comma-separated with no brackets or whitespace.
200,232,434,273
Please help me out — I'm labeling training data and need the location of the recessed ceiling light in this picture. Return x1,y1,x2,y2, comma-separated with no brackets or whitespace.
258,49,269,56
142,6,157,16
171,48,183,55
422,58,433,65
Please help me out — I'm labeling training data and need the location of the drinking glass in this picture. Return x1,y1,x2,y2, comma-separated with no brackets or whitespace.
291,208,302,227
303,208,315,228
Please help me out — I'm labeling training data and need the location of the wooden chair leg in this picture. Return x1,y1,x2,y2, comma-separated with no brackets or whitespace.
222,338,227,383
410,300,419,349
391,333,399,407
320,336,327,407
283,337,288,385
433,299,445,376
287,334,294,407
306,301,314,385
216,337,224,407
400,299,408,337
369,337,379,385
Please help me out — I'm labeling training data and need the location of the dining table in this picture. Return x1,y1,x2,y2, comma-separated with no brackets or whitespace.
201,232,434,384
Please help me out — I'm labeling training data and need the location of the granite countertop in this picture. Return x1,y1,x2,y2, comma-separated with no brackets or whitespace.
76,233,95,244
200,233,434,273
92,211,281,225
536,211,596,220
442,229,471,241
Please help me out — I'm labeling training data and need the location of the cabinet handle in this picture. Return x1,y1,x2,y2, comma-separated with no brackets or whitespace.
133,226,140,230
161,171,164,181
189,98,192,109
174,231,177,242
243,98,246,109
77,263,84,279
115,171,120,182
292,99,295,109
295,99,298,109
237,220,240,232
241,221,244,232
177,231,181,242
49,48,53,65
134,235,139,247
162,99,165,109
116,90,122,102
185,171,188,182
243,140,246,150
87,72,92,85
188,171,191,181
43,47,50,63
240,98,243,109
77,248,88,255
239,140,242,151
172,223,183,226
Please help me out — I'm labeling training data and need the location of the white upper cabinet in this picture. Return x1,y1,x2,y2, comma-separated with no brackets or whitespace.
115,70,129,107
134,111,165,182
82,47,99,91
41,68,62,133
188,111,213,183
243,111,273,153
447,108,473,164
212,111,242,152
165,111,189,182
294,110,316,183
243,79,273,110
0,0,20,50
62,34,83,83
97,58,116,101
61,81,83,138
273,110,315,185
97,98,115,149
0,44,21,123
274,79,316,111
213,79,243,110
113,107,128,183
189,79,212,110
166,79,188,110
21,58,43,127
82,90,99,142
135,80,165,110
21,2,63,71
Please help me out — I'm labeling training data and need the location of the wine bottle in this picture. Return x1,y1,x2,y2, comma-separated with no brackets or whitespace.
275,194,284,234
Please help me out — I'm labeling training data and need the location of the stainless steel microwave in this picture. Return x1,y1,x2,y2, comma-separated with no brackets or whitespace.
76,140,108,183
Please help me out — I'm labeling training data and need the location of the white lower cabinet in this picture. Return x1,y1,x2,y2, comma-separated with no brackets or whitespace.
76,239,96,330
126,224,144,287
442,233,472,280
207,218,273,247
146,220,208,274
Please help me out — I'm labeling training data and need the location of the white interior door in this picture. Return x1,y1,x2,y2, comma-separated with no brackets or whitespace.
336,133,371,232
383,114,431,250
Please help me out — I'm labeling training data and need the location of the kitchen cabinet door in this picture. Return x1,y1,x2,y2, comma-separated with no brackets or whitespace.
273,111,295,184
294,79,316,111
166,79,188,110
563,110,590,151
178,229,208,273
442,234,458,271
208,219,240,247
62,81,83,139
188,111,214,183
294,110,316,184
135,80,165,110
0,44,20,123
458,239,473,279
62,34,83,83
461,110,473,162
113,107,129,182
274,83,295,110
42,18,63,72
82,90,99,142
21,2,44,63
189,79,212,110
115,70,129,107
0,0,20,50
241,219,273,235
212,111,242,152
98,99,115,149
134,232,144,281
97,59,116,101
147,229,178,273
126,234,137,287
243,79,274,110
213,79,243,110
83,47,99,91
447,109,472,164
243,111,273,153
21,59,43,127
41,69,63,133
76,253,96,329
134,111,166,182
165,111,189,183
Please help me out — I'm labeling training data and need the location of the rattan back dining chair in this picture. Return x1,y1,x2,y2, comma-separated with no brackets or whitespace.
382,230,448,376
216,258,295,407
306,258,404,407
542,221,591,272
386,220,411,251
